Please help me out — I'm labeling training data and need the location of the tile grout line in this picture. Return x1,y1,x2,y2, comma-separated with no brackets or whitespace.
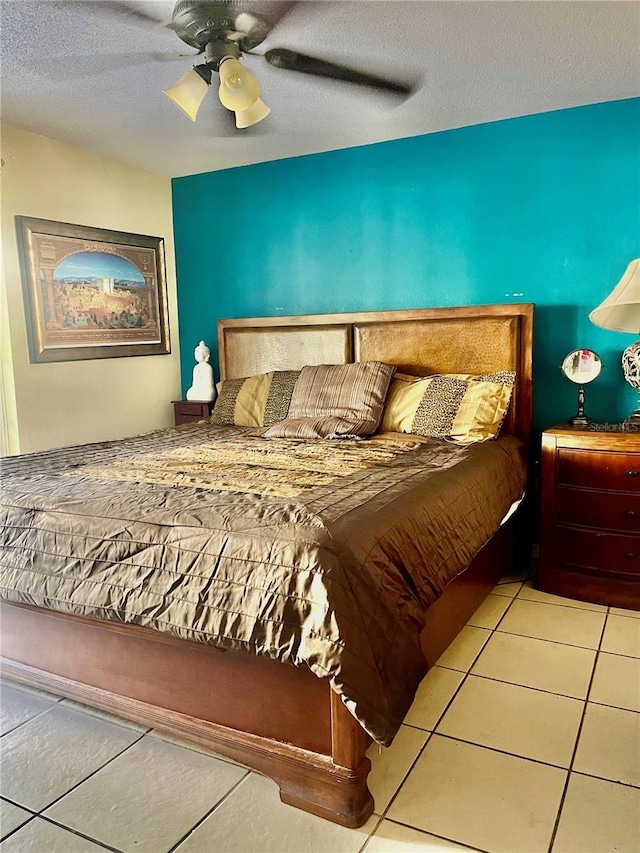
607,610,640,621
398,727,640,789
374,732,430,822
489,585,519,633
0,697,65,741
450,669,594,702
0,795,37,813
0,801,122,853
584,699,640,717
545,606,610,853
372,585,519,851
570,769,640,792
357,813,386,853
376,817,492,853
372,621,483,837
36,814,125,853
504,590,608,615
439,625,604,658
35,730,147,821
166,770,252,853
495,627,604,651
0,809,37,846
430,731,582,774
492,590,608,649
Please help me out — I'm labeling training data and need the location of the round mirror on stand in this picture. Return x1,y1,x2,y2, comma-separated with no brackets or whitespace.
561,349,602,427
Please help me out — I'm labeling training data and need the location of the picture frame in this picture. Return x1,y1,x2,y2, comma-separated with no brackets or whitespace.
16,216,171,363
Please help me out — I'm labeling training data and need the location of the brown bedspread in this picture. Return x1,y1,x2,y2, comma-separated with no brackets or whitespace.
0,424,526,744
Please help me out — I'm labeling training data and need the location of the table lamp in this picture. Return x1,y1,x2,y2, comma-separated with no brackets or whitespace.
589,259,640,423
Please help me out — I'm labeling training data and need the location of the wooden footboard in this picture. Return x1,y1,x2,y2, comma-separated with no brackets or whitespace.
0,602,373,827
0,504,527,828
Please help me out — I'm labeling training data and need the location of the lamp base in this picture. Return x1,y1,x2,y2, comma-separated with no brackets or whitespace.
568,415,591,428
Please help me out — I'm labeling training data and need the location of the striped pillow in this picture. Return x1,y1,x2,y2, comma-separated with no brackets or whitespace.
210,370,300,427
381,371,516,443
263,361,396,439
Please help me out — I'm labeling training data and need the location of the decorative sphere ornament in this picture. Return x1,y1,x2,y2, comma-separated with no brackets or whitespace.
622,341,640,392
622,340,640,422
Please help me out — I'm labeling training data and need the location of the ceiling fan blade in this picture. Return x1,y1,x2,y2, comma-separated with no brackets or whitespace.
81,1,175,29
39,50,202,81
40,52,162,79
151,50,205,62
264,48,412,95
241,1,300,33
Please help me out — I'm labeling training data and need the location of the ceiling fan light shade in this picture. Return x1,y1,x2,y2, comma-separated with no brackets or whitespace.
163,66,211,121
235,98,270,128
218,57,261,111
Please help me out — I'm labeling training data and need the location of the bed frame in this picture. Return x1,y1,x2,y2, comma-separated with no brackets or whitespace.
0,304,533,827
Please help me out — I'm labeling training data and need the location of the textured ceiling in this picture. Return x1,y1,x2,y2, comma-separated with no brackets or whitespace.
1,0,639,177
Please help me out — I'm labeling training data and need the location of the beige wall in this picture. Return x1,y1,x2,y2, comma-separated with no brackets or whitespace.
1,125,181,454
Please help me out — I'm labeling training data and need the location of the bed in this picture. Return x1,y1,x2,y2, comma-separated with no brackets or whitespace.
0,304,533,827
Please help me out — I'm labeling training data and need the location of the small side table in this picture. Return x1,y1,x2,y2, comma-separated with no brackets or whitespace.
536,423,640,610
172,400,214,426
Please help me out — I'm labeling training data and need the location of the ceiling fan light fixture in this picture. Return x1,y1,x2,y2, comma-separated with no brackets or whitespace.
235,98,270,128
163,65,212,121
218,56,261,111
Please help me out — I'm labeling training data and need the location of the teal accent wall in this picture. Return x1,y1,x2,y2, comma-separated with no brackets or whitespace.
173,98,640,436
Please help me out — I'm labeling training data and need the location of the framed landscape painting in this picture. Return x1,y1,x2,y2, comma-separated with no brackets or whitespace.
16,217,171,363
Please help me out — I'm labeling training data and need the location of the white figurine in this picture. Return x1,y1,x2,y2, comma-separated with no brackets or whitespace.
186,340,216,402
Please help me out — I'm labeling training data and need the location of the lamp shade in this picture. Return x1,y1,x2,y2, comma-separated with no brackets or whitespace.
589,259,640,333
235,98,270,128
164,66,211,121
218,57,260,111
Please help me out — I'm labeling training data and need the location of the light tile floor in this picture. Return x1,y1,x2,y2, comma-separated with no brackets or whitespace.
1,576,639,853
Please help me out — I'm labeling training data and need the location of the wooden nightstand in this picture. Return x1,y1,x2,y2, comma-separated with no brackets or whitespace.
172,400,214,426
536,424,640,610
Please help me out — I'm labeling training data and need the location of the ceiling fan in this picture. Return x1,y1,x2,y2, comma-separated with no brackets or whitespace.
148,0,413,128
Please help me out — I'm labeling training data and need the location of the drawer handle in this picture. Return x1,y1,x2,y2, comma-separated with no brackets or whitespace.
627,553,637,560
626,510,636,518
628,469,639,477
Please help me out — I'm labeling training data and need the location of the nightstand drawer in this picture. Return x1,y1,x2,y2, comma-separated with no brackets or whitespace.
172,400,214,426
176,412,206,424
556,526,640,576
556,488,640,533
557,448,640,492
174,402,209,418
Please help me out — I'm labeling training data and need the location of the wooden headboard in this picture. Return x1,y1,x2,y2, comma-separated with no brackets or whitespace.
218,304,534,445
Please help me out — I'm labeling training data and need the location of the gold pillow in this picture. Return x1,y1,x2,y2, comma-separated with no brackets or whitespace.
380,375,434,433
211,370,300,427
381,372,515,443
